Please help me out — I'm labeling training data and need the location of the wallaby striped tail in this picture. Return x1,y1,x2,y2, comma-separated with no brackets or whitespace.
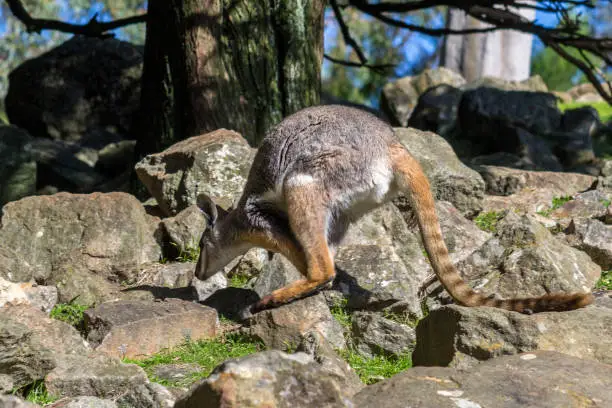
389,143,594,313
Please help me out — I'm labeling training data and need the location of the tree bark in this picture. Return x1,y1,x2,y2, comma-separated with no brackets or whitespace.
440,5,536,82
135,0,325,158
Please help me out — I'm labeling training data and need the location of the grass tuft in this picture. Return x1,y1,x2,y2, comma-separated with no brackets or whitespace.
537,195,573,217
595,270,612,290
337,349,412,385
125,332,263,387
474,211,504,233
329,297,352,330
12,380,57,405
49,300,88,331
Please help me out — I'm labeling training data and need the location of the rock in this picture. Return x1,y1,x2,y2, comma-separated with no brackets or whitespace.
45,353,147,399
227,248,269,283
463,75,549,92
0,192,162,305
335,244,422,315
412,304,612,368
133,262,196,289
192,273,228,302
0,395,40,408
135,129,255,216
406,84,463,139
394,127,485,216
174,351,355,408
296,332,364,395
50,396,118,408
550,189,611,224
565,218,612,270
28,138,105,193
434,202,490,263
351,312,415,358
252,254,302,299
6,36,142,142
552,107,599,169
115,382,176,408
153,363,203,385
486,213,600,297
553,90,573,103
354,351,612,408
0,125,36,206
381,68,466,127
0,304,90,388
161,205,208,254
84,299,218,360
0,277,57,313
95,140,137,177
474,165,595,197
568,82,606,101
458,88,561,152
0,373,14,393
250,293,346,351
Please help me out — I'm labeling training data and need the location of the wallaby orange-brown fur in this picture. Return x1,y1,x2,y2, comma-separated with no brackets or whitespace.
195,105,594,316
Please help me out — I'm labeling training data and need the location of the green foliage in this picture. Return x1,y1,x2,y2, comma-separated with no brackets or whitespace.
337,349,412,385
126,333,263,387
559,101,612,124
49,301,88,330
12,380,57,405
228,273,251,289
174,243,201,263
537,195,573,217
601,199,611,209
531,46,582,91
595,270,612,290
322,7,441,105
474,211,504,233
329,297,352,330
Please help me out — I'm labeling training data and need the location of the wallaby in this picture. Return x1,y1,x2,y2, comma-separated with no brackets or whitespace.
195,105,593,316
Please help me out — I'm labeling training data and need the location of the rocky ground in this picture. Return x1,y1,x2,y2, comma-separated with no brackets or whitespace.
1,36,612,408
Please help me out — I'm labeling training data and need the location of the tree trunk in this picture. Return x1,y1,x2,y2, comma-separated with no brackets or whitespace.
135,0,325,158
440,5,536,82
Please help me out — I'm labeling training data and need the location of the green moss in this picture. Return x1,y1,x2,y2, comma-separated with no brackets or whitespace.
595,270,612,290
125,332,264,387
228,273,251,289
474,211,504,233
559,101,612,123
337,349,412,385
537,195,573,217
49,300,88,332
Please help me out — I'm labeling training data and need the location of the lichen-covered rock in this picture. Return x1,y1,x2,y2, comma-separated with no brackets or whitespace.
135,129,255,216
550,189,611,225
565,218,612,270
0,304,90,388
474,165,595,197
0,192,162,305
412,304,612,368
463,75,549,92
394,127,485,216
45,353,147,399
351,312,415,358
381,67,466,127
192,273,228,302
51,396,118,408
0,395,40,408
174,351,355,408
250,294,346,351
5,36,142,143
84,299,218,360
354,351,612,408
161,205,208,254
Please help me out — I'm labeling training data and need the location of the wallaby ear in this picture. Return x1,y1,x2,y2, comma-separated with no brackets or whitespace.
196,194,218,227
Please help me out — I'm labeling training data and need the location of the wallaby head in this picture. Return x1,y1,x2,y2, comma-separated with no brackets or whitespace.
195,194,250,280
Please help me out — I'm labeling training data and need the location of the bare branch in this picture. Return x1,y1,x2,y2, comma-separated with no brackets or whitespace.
330,0,369,65
324,54,395,73
6,0,147,37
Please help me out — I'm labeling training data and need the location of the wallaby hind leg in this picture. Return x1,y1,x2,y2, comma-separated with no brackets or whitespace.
251,178,335,313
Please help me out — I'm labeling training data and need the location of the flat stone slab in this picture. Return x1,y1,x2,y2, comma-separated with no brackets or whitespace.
84,299,218,359
413,304,612,368
354,351,612,408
